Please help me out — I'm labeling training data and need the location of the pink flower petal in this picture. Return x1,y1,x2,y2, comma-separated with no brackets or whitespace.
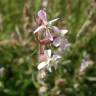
38,53,48,62
36,16,43,26
38,10,47,22
52,26,60,33
34,25,45,34
45,30,53,41
59,38,70,51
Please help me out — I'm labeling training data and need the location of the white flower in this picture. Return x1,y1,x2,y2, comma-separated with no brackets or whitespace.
37,49,61,71
37,49,52,70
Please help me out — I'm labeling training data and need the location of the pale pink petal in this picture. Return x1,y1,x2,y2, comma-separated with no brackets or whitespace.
38,54,48,62
34,25,45,34
38,10,47,21
37,62,47,70
52,26,60,33
53,37,61,47
36,16,43,26
45,30,53,41
60,29,68,35
59,38,70,51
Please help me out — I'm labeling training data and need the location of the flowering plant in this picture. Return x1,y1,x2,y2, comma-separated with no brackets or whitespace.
34,9,69,72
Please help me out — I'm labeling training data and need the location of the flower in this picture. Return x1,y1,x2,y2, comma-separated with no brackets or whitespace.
80,59,93,73
37,49,61,71
52,26,70,54
79,52,93,73
37,49,51,70
34,9,70,73
34,9,59,41
52,26,68,36
58,38,70,53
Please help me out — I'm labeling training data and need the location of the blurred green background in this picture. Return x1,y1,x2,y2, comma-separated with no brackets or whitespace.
0,0,96,96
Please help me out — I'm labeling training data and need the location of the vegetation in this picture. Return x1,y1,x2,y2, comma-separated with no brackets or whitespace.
0,0,96,96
